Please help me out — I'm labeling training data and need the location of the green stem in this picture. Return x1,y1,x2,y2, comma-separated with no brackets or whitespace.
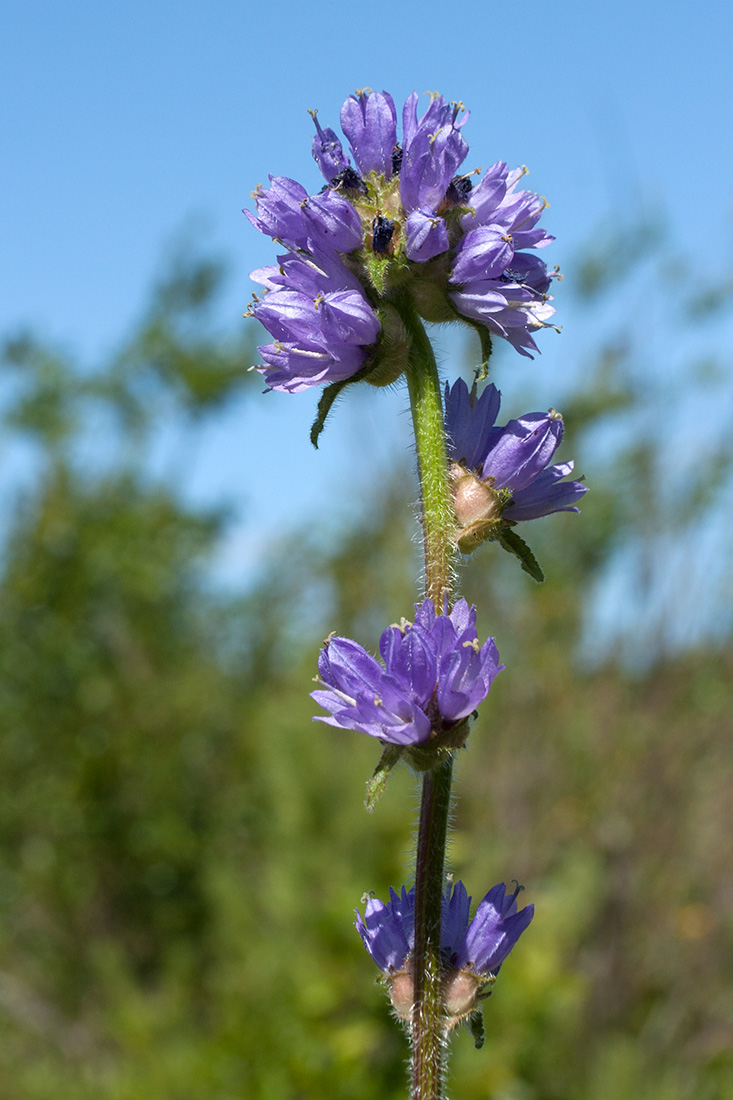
411,759,453,1100
394,296,458,1100
400,300,455,607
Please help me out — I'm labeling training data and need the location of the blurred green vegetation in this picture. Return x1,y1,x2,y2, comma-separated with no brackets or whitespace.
0,241,731,1100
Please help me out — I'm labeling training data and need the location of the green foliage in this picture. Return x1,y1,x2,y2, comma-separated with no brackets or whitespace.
365,745,404,811
0,245,732,1100
310,364,373,449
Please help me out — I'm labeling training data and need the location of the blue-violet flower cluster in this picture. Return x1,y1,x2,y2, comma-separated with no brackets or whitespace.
312,599,502,747
445,378,587,553
356,880,534,1022
246,89,559,392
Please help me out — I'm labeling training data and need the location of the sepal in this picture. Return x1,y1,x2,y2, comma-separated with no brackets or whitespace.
364,304,410,387
405,743,457,773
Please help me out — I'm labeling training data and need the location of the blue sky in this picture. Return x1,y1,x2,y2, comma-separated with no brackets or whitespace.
4,0,731,346
2,0,733,650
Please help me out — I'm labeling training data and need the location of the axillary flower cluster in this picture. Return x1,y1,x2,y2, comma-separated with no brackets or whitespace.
244,88,585,1090
246,88,559,393
312,599,502,752
357,881,534,1030
445,378,587,553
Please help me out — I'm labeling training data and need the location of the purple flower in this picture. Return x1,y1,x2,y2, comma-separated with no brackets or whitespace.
404,208,450,263
449,260,557,359
311,598,503,747
399,92,469,261
445,379,586,550
248,231,381,392
356,886,416,973
400,93,469,210
340,89,398,178
245,89,559,391
459,163,554,249
246,176,364,254
451,882,535,971
254,341,367,393
355,880,534,1020
449,162,557,357
309,109,350,182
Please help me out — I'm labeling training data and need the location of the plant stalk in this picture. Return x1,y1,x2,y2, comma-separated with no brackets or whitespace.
410,758,453,1100
402,304,455,608
397,296,458,1100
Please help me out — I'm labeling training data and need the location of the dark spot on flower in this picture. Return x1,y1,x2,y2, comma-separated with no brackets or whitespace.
327,166,368,196
372,215,395,254
500,268,527,285
446,175,473,205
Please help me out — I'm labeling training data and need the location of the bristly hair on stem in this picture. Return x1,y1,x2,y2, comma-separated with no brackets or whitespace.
409,759,454,1100
395,291,457,609
395,290,463,1100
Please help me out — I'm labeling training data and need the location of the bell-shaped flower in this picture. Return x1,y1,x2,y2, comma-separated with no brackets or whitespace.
356,880,534,1022
312,598,503,747
340,89,398,178
310,109,350,182
445,378,587,552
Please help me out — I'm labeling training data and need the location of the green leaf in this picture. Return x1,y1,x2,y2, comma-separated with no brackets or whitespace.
497,527,545,583
310,381,344,449
309,365,370,448
365,744,403,812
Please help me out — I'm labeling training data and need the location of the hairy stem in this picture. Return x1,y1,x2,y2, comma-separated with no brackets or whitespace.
411,759,453,1100
400,301,456,606
395,296,458,1100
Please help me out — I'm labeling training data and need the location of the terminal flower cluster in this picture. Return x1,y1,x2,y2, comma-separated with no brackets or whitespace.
445,378,587,552
246,89,558,392
356,880,534,1021
311,598,503,747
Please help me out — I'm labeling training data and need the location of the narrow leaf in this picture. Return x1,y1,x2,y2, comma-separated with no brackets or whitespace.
310,380,348,449
309,364,371,448
498,527,545,583
365,744,403,812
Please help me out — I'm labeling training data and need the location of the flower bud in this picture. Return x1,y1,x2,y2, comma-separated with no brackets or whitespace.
387,961,414,1020
441,967,489,1024
450,463,505,553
